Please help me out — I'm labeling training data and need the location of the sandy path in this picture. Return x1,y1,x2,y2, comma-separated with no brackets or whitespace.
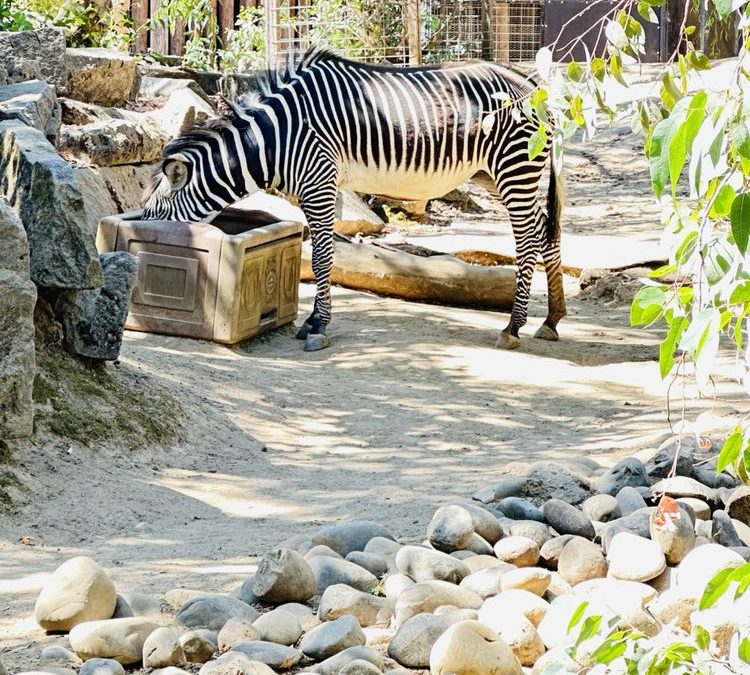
1,122,746,668
0,284,704,660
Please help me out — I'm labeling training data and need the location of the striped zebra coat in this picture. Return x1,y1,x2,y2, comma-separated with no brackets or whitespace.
142,49,565,351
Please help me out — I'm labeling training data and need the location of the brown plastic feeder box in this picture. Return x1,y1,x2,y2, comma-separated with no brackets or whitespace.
96,207,304,344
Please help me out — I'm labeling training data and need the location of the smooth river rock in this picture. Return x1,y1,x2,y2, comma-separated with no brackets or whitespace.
429,620,523,675
388,611,475,668
35,556,116,632
176,595,259,632
395,545,470,584
557,536,608,585
607,532,665,583
542,499,595,539
493,536,540,567
427,505,475,552
252,549,316,604
69,617,158,665
318,584,392,626
300,615,366,661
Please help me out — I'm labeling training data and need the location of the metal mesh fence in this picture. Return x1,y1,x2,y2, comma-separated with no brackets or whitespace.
421,0,485,63
265,0,410,66
492,0,543,62
135,0,544,66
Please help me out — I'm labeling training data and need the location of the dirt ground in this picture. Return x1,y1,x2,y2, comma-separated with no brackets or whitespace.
1,122,747,668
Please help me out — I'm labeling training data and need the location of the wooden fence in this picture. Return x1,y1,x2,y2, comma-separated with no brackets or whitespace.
130,0,262,56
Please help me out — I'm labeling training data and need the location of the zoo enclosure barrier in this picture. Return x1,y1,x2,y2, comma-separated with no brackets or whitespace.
128,0,739,67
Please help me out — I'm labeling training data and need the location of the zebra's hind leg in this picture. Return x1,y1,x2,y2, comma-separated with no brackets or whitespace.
534,242,566,341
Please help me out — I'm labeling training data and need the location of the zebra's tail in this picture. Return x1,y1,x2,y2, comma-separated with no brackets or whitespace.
545,148,565,246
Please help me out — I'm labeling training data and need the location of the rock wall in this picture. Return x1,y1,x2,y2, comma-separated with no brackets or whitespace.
0,32,290,440
0,31,165,439
0,120,103,289
0,199,36,439
0,27,67,89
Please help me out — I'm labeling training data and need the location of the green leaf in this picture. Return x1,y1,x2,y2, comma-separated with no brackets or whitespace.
631,286,666,326
732,122,750,162
637,1,658,21
567,61,583,82
739,636,750,664
575,615,602,646
735,304,750,348
609,53,627,86
648,263,677,278
669,123,688,197
667,92,707,196
715,0,734,19
591,57,606,81
717,427,743,473
680,307,720,360
659,315,687,378
730,193,750,254
731,281,750,304
662,71,684,103
733,562,750,599
710,184,736,217
649,98,694,198
567,601,589,633
528,125,548,161
700,566,735,609
590,637,627,664
675,230,699,264
692,624,710,651
688,50,711,70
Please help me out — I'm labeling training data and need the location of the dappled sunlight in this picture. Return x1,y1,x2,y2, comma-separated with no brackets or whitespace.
156,470,300,519
0,571,51,595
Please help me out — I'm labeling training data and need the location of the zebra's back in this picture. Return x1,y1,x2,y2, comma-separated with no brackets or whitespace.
285,53,537,200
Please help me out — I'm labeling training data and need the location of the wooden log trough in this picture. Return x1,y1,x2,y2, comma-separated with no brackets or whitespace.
301,239,516,309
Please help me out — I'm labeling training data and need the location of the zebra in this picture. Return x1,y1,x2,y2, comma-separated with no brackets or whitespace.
142,49,565,352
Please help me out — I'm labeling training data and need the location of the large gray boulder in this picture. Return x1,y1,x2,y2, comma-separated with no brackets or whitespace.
0,80,60,143
0,120,102,289
0,198,35,439
59,117,166,167
0,27,68,89
74,164,154,234
56,252,137,361
64,48,140,107
139,75,213,105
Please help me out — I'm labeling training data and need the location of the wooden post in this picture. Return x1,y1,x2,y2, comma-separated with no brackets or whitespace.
493,0,510,62
480,0,493,60
149,0,169,55
169,19,185,56
130,0,149,53
405,0,421,65
218,0,235,48
265,0,279,67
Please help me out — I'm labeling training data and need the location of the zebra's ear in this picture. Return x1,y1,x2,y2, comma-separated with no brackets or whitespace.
163,159,189,191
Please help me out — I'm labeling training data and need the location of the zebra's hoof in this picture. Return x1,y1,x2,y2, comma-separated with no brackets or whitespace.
533,323,559,341
496,332,521,350
295,322,313,340
304,333,331,352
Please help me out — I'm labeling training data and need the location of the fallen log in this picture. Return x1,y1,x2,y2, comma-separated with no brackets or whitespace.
301,239,516,309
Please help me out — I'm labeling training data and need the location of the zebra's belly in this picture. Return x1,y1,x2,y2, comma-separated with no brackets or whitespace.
340,161,487,200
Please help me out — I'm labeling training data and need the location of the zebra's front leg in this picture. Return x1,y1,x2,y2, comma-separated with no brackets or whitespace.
295,195,337,351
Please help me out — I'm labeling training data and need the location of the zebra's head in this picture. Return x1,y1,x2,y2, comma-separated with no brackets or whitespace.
142,114,263,223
